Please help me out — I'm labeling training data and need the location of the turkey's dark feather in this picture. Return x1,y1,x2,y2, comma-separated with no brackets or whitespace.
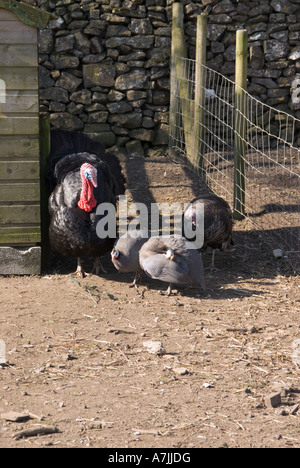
184,194,234,252
47,129,125,195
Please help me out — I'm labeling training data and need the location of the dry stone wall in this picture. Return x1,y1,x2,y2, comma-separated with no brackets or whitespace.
35,0,300,153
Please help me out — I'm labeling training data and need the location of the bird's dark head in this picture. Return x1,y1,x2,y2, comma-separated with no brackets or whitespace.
81,163,98,188
184,205,197,227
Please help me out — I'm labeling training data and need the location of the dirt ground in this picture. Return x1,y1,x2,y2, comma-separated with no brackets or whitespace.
0,148,299,448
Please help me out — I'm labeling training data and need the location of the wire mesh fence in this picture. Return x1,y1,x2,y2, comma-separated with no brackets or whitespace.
169,57,300,257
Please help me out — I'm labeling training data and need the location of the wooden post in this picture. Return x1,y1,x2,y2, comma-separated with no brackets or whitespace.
168,4,178,158
170,2,194,163
39,112,51,270
0,84,3,114
234,29,248,220
194,13,207,173
0,78,6,115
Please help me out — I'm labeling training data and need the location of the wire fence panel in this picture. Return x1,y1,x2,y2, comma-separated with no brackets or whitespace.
169,58,300,255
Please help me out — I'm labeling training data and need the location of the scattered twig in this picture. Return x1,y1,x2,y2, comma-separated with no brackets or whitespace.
132,428,164,436
252,365,269,374
102,291,118,301
107,328,135,335
14,425,60,440
69,278,102,304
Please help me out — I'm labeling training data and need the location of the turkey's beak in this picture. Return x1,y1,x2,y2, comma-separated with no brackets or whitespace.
91,176,98,188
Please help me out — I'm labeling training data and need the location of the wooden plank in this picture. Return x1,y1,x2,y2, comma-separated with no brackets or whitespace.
0,21,37,44
0,225,41,245
1,91,38,114
0,116,39,135
0,183,40,201
0,137,39,159
0,8,18,20
0,161,39,180
0,67,38,90
0,45,38,67
0,204,40,224
39,113,51,269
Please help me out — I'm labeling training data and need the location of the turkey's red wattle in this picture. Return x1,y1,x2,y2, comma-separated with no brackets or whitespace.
78,176,97,212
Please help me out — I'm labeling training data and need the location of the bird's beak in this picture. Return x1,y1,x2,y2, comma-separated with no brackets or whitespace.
91,176,98,188
169,255,174,261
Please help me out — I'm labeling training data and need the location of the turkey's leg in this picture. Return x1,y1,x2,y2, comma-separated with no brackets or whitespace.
92,257,107,275
75,257,86,278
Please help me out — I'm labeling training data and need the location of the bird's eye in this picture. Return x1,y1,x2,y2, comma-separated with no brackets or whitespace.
112,249,120,259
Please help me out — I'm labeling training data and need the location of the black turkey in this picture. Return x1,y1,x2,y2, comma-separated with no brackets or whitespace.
183,194,234,273
139,236,206,296
47,130,126,277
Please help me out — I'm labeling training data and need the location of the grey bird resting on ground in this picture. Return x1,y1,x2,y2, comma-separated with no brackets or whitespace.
111,230,149,286
139,235,206,296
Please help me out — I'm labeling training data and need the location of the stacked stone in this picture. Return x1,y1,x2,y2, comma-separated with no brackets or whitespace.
184,0,300,117
38,0,172,154
37,0,300,152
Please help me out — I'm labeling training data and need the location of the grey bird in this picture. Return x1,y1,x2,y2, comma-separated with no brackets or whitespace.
139,236,206,296
183,194,234,273
111,230,149,286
